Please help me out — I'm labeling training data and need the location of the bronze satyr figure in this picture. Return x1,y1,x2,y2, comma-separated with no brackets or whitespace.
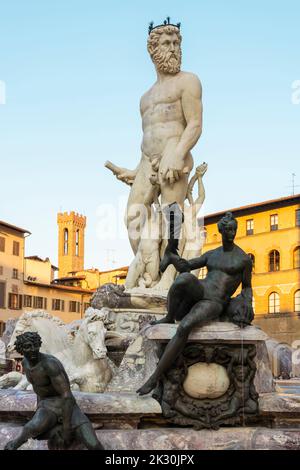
4,332,104,450
137,212,254,395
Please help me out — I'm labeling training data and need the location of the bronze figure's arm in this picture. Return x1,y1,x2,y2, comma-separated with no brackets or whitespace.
230,259,254,327
160,250,208,274
241,258,253,304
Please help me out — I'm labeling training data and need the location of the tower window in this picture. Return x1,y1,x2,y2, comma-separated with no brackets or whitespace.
64,229,68,255
75,229,79,256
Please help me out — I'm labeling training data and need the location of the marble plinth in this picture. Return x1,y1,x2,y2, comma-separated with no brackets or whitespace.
1,426,300,450
0,389,160,429
145,322,269,343
91,284,167,312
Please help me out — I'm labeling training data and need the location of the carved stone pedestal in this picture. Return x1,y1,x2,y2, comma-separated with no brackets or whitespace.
146,323,275,429
88,284,167,386
91,283,167,312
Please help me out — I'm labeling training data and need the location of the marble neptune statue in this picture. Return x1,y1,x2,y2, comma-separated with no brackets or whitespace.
106,18,203,291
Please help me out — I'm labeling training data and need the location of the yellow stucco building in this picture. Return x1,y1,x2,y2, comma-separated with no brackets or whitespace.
0,211,128,329
54,267,128,290
0,219,92,325
0,220,30,329
202,194,300,343
76,267,128,289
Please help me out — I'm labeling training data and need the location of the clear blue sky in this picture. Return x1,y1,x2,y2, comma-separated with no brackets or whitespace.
0,0,299,270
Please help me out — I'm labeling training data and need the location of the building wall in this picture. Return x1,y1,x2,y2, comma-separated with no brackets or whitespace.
0,220,92,324
0,226,25,321
23,283,91,323
99,268,127,286
202,201,300,343
57,212,86,278
75,270,101,290
253,314,300,345
24,258,55,284
73,268,128,290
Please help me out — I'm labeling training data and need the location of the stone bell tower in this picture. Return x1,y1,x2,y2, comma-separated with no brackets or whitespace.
57,211,86,278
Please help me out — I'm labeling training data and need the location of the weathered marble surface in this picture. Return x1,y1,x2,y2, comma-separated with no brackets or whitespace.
276,379,300,387
254,341,275,394
265,339,293,379
145,322,268,343
91,284,167,311
0,389,161,418
2,390,299,422
107,309,161,335
259,392,300,415
275,379,300,396
1,426,300,450
1,318,18,346
107,328,159,392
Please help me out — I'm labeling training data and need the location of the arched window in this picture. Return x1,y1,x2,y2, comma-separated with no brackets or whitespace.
293,247,300,269
269,292,280,314
269,250,280,272
248,253,255,272
295,290,300,313
75,229,79,256
63,229,68,255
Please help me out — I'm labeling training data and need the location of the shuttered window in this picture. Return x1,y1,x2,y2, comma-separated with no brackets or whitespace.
8,293,22,310
13,241,20,256
0,282,5,308
23,295,32,307
0,237,5,252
